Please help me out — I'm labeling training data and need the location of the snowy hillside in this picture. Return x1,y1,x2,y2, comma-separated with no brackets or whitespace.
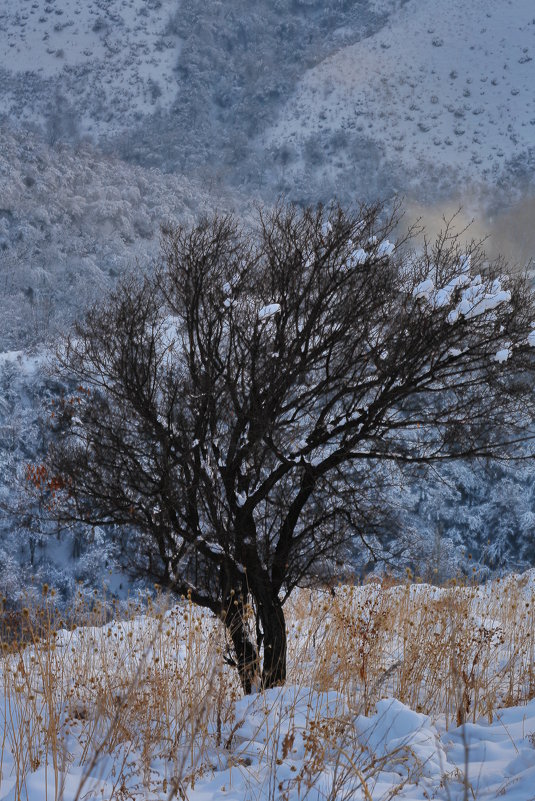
0,0,181,139
0,127,244,351
265,0,535,201
1,0,533,204
0,0,399,198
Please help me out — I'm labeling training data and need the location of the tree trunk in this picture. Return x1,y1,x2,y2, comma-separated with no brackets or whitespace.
259,594,287,689
223,599,260,695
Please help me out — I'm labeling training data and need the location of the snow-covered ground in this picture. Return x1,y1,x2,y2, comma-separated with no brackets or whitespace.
2,677,535,799
1,576,535,800
266,0,535,196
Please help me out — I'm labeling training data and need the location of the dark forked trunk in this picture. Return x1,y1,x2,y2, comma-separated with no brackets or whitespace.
223,591,287,694
259,593,287,689
223,598,260,695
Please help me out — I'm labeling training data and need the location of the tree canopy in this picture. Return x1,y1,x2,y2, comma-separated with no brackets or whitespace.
35,202,535,691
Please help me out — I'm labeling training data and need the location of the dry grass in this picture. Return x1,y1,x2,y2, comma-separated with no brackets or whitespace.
286,573,535,725
0,572,534,799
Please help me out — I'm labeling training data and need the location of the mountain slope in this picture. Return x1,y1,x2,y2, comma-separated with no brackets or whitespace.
2,0,533,205
0,0,181,140
263,0,535,202
0,126,243,351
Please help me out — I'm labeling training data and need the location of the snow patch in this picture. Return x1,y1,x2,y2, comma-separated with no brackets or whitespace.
258,303,281,321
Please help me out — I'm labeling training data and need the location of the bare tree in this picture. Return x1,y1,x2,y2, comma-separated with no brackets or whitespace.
35,202,535,692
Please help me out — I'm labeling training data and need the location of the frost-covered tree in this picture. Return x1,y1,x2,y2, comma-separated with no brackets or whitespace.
36,202,535,692
0,354,122,605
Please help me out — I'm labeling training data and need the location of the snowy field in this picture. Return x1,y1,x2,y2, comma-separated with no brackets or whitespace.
2,574,535,799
